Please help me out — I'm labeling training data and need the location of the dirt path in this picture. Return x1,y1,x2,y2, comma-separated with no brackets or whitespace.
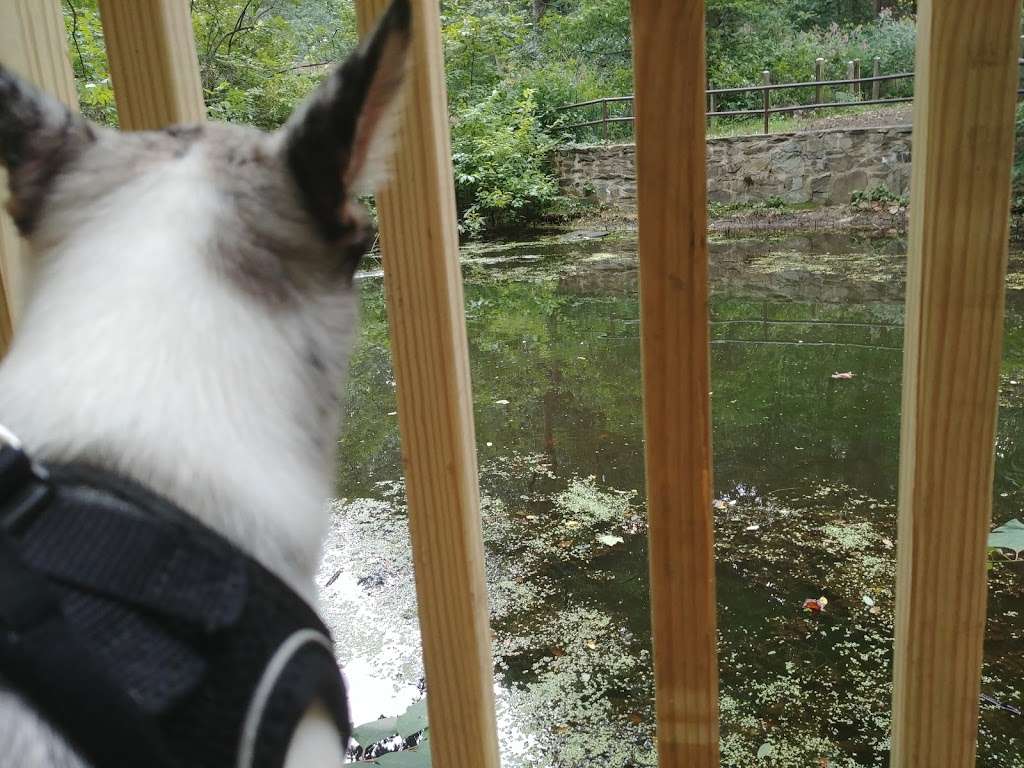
791,103,912,132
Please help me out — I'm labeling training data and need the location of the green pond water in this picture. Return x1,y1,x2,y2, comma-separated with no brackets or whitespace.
322,232,1024,767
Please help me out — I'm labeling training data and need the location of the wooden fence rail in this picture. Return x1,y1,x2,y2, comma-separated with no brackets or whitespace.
0,2,1020,768
556,70,917,136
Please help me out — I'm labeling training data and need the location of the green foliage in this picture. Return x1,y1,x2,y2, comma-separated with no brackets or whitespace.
62,0,358,131
193,0,357,129
451,87,560,236
1013,102,1024,210
850,184,905,204
63,0,117,126
61,0,921,236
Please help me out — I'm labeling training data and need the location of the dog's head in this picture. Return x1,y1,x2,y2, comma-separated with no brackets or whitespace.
0,2,411,562
0,0,410,306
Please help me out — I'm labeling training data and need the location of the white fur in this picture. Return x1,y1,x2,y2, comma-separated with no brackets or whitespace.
0,146,351,766
0,148,352,599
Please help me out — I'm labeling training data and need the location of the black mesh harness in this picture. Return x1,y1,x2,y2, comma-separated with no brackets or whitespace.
0,436,350,768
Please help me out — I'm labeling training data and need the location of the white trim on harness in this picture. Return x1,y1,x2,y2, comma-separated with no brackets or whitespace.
237,628,337,768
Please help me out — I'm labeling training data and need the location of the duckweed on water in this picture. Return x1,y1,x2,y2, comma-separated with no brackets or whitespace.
331,234,1024,767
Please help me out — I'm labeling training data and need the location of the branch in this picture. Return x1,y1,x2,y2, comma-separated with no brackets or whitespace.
224,0,254,53
272,60,333,76
64,0,90,78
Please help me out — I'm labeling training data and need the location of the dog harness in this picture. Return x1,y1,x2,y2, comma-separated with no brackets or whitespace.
0,433,350,768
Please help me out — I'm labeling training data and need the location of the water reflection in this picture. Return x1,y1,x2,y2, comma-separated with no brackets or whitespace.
327,233,1024,767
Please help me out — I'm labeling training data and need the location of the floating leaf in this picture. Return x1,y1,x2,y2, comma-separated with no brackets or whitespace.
988,519,1024,555
745,524,761,532
862,595,875,608
597,533,624,546
831,371,855,380
397,699,429,738
368,743,432,766
757,742,775,759
802,596,828,613
352,716,399,747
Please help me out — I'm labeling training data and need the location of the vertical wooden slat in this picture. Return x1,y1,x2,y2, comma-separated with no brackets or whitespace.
98,0,205,130
353,2,501,767
891,2,1021,767
630,3,719,767
0,0,78,354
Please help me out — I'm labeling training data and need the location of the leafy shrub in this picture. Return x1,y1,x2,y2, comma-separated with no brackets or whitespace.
451,86,561,236
63,0,117,126
851,184,907,205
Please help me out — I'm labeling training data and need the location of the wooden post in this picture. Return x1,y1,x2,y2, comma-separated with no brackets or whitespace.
98,0,205,130
847,60,856,99
873,56,881,100
630,2,719,767
762,69,771,135
891,2,1021,767
352,3,500,767
708,82,717,131
602,98,609,141
853,58,862,99
815,57,824,104
0,0,78,356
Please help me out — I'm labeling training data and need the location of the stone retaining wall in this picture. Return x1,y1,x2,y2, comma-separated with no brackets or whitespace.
552,125,913,209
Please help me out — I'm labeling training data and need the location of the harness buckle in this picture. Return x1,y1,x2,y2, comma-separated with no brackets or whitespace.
0,423,51,535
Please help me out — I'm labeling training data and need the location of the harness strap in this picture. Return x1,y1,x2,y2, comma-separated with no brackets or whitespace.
19,486,247,632
0,443,351,768
0,448,171,768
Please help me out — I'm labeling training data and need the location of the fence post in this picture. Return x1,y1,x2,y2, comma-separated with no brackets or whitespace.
708,80,717,130
629,1,720,764
873,56,881,100
602,98,609,141
351,2,500,766
853,58,862,98
762,69,771,134
847,60,856,99
98,0,206,130
815,57,824,104
0,0,78,356
891,2,1021,767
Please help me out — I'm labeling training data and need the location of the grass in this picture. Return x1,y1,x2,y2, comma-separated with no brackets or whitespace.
564,103,911,143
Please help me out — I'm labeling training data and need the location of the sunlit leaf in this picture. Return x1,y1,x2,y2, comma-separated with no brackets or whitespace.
352,717,399,747
988,518,1024,554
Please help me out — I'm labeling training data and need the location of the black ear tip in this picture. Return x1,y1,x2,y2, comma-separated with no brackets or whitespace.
382,0,412,35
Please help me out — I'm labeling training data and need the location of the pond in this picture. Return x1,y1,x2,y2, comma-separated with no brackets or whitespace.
318,232,1024,767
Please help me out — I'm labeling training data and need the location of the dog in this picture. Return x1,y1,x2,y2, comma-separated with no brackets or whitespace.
0,0,410,765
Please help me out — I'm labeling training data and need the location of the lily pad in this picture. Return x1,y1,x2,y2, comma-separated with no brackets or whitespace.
396,699,429,738
368,743,431,766
988,518,1024,555
352,716,399,748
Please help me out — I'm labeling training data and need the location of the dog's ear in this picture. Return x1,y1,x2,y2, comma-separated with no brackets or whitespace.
0,66,96,235
280,0,411,241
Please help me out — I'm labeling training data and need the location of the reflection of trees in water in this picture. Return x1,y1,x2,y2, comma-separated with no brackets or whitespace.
335,252,1024,767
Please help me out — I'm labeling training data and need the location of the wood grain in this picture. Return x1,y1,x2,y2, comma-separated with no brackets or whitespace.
353,2,501,767
0,0,79,356
630,2,719,766
98,0,205,131
891,2,1021,766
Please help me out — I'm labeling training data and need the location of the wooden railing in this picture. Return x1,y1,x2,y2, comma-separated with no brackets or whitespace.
0,3,1020,768
556,70,916,137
